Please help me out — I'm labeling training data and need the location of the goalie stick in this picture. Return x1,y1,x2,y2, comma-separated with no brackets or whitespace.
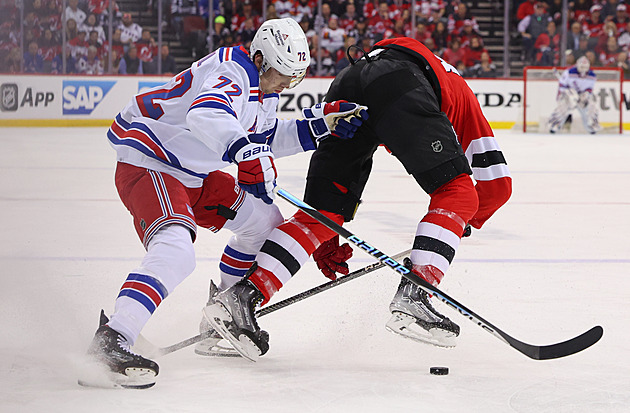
274,187,604,360
136,249,411,358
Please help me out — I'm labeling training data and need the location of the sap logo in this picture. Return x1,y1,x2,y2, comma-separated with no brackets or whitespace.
63,80,115,115
138,81,166,93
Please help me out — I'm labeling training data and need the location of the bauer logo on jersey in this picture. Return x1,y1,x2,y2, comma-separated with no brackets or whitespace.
62,80,115,115
0,83,18,112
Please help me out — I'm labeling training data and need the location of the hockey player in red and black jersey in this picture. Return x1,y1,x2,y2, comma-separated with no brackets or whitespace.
205,37,512,360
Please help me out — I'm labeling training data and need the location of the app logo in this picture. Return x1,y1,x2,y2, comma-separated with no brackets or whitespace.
1,83,18,112
62,80,115,115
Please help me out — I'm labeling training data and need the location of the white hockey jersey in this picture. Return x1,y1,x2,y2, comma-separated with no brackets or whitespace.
558,66,596,95
108,45,316,187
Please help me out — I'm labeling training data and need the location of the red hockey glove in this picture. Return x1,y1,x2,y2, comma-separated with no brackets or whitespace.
312,235,353,281
227,136,277,204
302,100,369,141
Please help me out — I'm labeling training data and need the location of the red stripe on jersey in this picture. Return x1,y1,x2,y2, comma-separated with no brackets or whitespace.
191,96,230,107
221,253,252,269
124,129,169,161
121,281,163,307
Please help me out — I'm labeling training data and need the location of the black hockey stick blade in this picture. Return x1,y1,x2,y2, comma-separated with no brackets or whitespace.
139,249,411,357
275,187,604,360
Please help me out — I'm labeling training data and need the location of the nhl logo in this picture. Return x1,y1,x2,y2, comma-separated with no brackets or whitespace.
1,83,18,112
431,140,443,152
140,218,146,231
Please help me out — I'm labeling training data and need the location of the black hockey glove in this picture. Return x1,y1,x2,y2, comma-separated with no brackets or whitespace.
462,224,472,238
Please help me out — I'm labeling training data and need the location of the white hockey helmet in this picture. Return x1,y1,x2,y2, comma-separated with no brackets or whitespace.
250,18,311,89
576,56,590,75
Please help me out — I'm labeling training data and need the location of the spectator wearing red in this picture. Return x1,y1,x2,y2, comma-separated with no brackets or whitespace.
599,35,622,66
583,4,605,41
339,2,359,32
613,4,629,32
136,29,157,64
463,35,490,68
68,29,89,59
413,20,432,44
443,37,465,66
516,0,537,23
534,20,560,65
231,0,261,32
572,0,593,22
87,29,107,59
595,21,619,53
364,0,381,19
44,0,63,33
369,1,395,42
617,20,630,49
459,19,481,47
518,2,552,63
447,2,478,36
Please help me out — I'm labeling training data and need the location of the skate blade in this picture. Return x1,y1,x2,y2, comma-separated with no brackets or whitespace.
385,312,457,348
194,338,241,357
77,361,156,389
203,303,261,362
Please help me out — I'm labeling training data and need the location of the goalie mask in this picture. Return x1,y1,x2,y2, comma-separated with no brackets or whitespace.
576,56,590,76
250,18,311,89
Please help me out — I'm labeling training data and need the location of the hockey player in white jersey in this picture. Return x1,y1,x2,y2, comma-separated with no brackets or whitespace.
80,18,368,389
549,56,600,134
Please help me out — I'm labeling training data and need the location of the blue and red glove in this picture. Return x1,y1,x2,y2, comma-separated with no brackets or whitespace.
312,235,353,281
227,136,277,204
302,100,369,141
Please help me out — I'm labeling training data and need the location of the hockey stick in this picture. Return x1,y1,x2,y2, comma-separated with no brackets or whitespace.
136,249,411,358
274,187,604,360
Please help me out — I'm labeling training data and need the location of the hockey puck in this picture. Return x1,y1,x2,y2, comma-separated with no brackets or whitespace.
430,367,449,375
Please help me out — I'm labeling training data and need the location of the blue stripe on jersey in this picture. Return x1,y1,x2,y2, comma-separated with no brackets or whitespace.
189,101,237,118
132,121,184,168
118,289,157,313
108,126,208,179
296,119,317,151
219,262,249,277
225,244,256,261
263,93,279,99
116,113,131,129
127,273,168,299
232,46,259,88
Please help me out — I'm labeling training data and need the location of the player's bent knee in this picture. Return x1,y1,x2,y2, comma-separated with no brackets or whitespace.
412,155,472,195
429,174,479,226
144,224,197,291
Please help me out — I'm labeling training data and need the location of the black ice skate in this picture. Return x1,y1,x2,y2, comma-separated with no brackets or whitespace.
203,265,269,362
78,310,159,389
195,280,241,357
386,276,460,348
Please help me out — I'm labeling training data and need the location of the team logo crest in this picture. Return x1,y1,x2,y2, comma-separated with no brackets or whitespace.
431,140,443,152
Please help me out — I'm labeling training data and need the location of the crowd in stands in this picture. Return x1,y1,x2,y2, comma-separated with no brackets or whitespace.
180,0,498,78
1,0,497,78
1,0,176,75
517,0,630,76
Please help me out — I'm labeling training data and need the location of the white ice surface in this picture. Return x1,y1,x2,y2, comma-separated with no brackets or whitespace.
0,128,628,412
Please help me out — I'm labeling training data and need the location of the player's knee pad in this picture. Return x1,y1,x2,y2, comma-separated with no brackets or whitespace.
304,177,362,222
142,224,196,292
428,174,479,233
412,155,472,195
223,195,284,250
